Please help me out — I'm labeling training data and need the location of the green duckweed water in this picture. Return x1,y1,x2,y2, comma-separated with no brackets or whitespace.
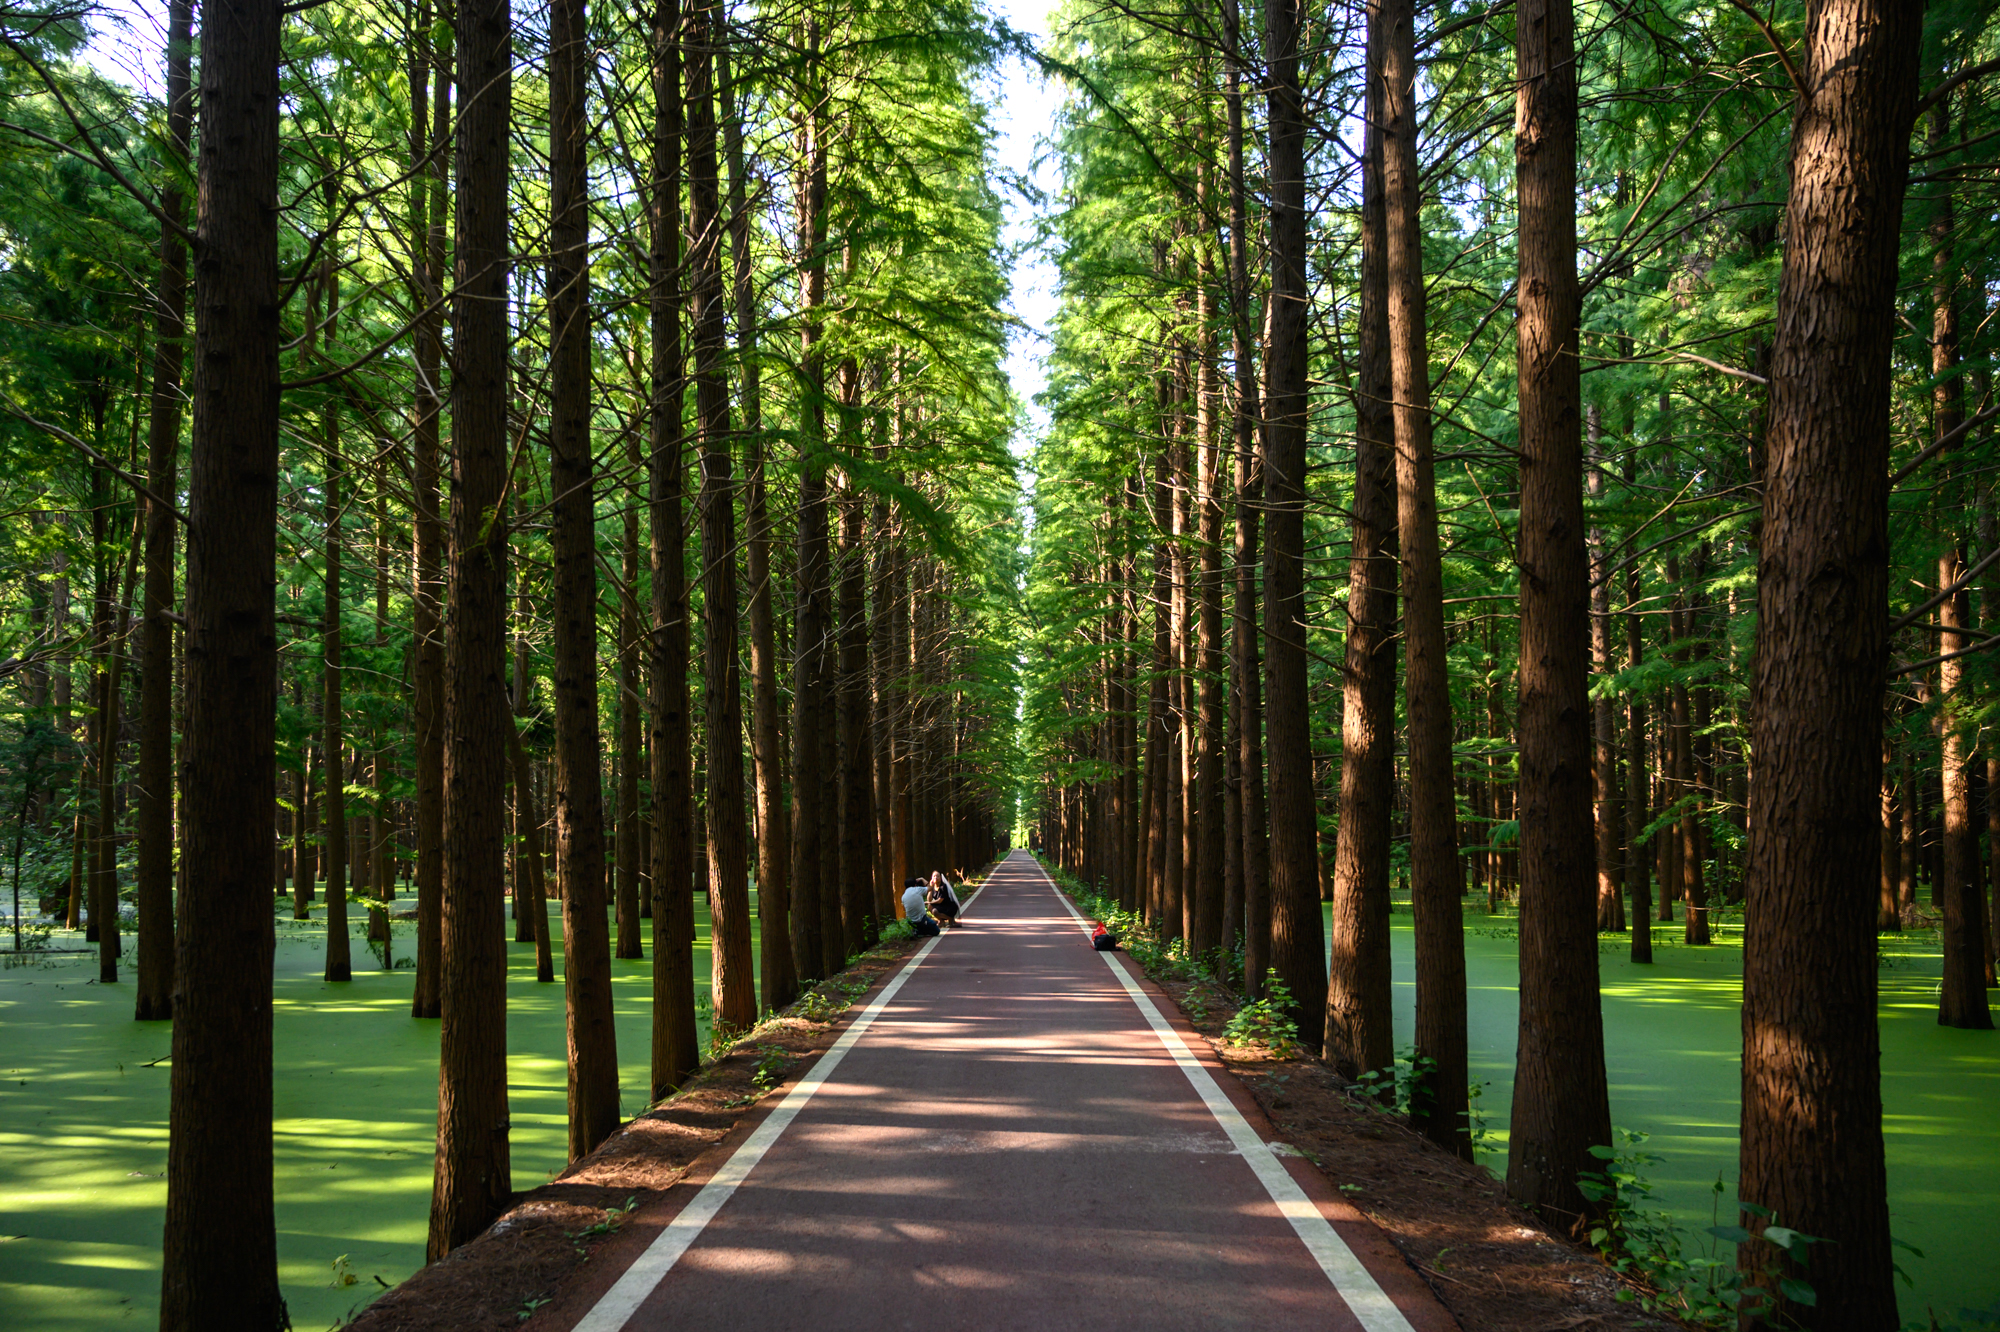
0,896,757,1331
1366,908,2000,1328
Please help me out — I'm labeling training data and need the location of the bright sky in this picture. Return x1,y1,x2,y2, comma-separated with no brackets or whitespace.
983,0,1064,465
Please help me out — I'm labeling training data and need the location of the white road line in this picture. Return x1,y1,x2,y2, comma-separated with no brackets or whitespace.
570,930,946,1332
1047,872,1419,1332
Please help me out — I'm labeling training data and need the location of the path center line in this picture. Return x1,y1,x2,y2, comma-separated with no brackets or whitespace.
1046,868,1419,1332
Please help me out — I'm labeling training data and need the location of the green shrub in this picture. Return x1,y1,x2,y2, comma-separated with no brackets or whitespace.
1220,970,1303,1058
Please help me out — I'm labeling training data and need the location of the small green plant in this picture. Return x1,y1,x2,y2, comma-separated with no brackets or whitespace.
568,1197,640,1255
516,1295,552,1322
879,918,914,943
330,1254,358,1288
1463,1079,1492,1158
1353,1045,1437,1118
751,1046,791,1092
792,988,846,1023
1220,970,1303,1057
707,1020,749,1060
1183,985,1210,1025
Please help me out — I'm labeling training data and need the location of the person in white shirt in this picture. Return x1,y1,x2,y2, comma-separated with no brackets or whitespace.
901,879,940,937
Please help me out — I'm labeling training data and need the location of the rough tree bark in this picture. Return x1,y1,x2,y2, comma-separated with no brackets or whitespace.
1223,0,1269,996
427,0,514,1257
649,0,699,1098
322,414,351,985
1325,15,1397,1081
1739,1,1921,1322
157,0,285,1314
549,0,620,1159
1508,0,1612,1220
721,14,797,1010
687,3,757,1029
790,21,832,983
1382,0,1466,1155
1938,549,1991,1029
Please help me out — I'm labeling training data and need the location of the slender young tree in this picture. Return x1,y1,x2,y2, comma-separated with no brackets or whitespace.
133,0,192,1022
721,14,796,1010
649,0,700,1098
547,0,620,1160
1382,0,1466,1156
1739,1,1922,1322
1326,10,1397,1080
790,16,833,983
410,12,451,1021
687,0,756,1029
157,0,285,1316
428,0,514,1257
1260,0,1327,1044
1221,0,1268,995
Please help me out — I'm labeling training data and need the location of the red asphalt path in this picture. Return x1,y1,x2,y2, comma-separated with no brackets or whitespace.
560,851,1454,1332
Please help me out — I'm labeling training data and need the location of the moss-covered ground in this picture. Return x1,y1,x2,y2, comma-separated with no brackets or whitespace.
0,892,758,1331
1366,906,2000,1329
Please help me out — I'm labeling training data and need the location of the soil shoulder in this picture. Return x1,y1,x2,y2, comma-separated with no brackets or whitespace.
1148,970,1690,1332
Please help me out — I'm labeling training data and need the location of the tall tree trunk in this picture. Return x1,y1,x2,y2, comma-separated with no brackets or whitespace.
1938,548,1990,1028
428,0,515,1257
1382,0,1465,1155
1587,407,1623,932
369,482,395,960
1931,94,1987,1027
837,469,875,954
94,517,139,983
649,0,699,1097
293,740,316,919
1739,2,1921,1321
1259,0,1325,1037
506,714,556,983
157,0,284,1312
1508,0,1611,1221
617,485,644,961
1192,190,1227,961
1625,501,1653,964
1222,0,1269,994
790,22,832,983
323,426,352,984
1326,24,1396,1080
1880,748,1902,931
134,0,192,1022
410,14,451,1019
549,0,620,1159
720,15,795,1010
1142,431,1172,927
687,4,756,1029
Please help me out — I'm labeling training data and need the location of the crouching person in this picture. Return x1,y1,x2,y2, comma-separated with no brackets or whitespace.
901,878,941,937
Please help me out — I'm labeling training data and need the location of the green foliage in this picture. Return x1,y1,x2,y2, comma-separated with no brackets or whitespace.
1575,1129,1833,1327
1219,972,1304,1058
1354,1046,1437,1118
